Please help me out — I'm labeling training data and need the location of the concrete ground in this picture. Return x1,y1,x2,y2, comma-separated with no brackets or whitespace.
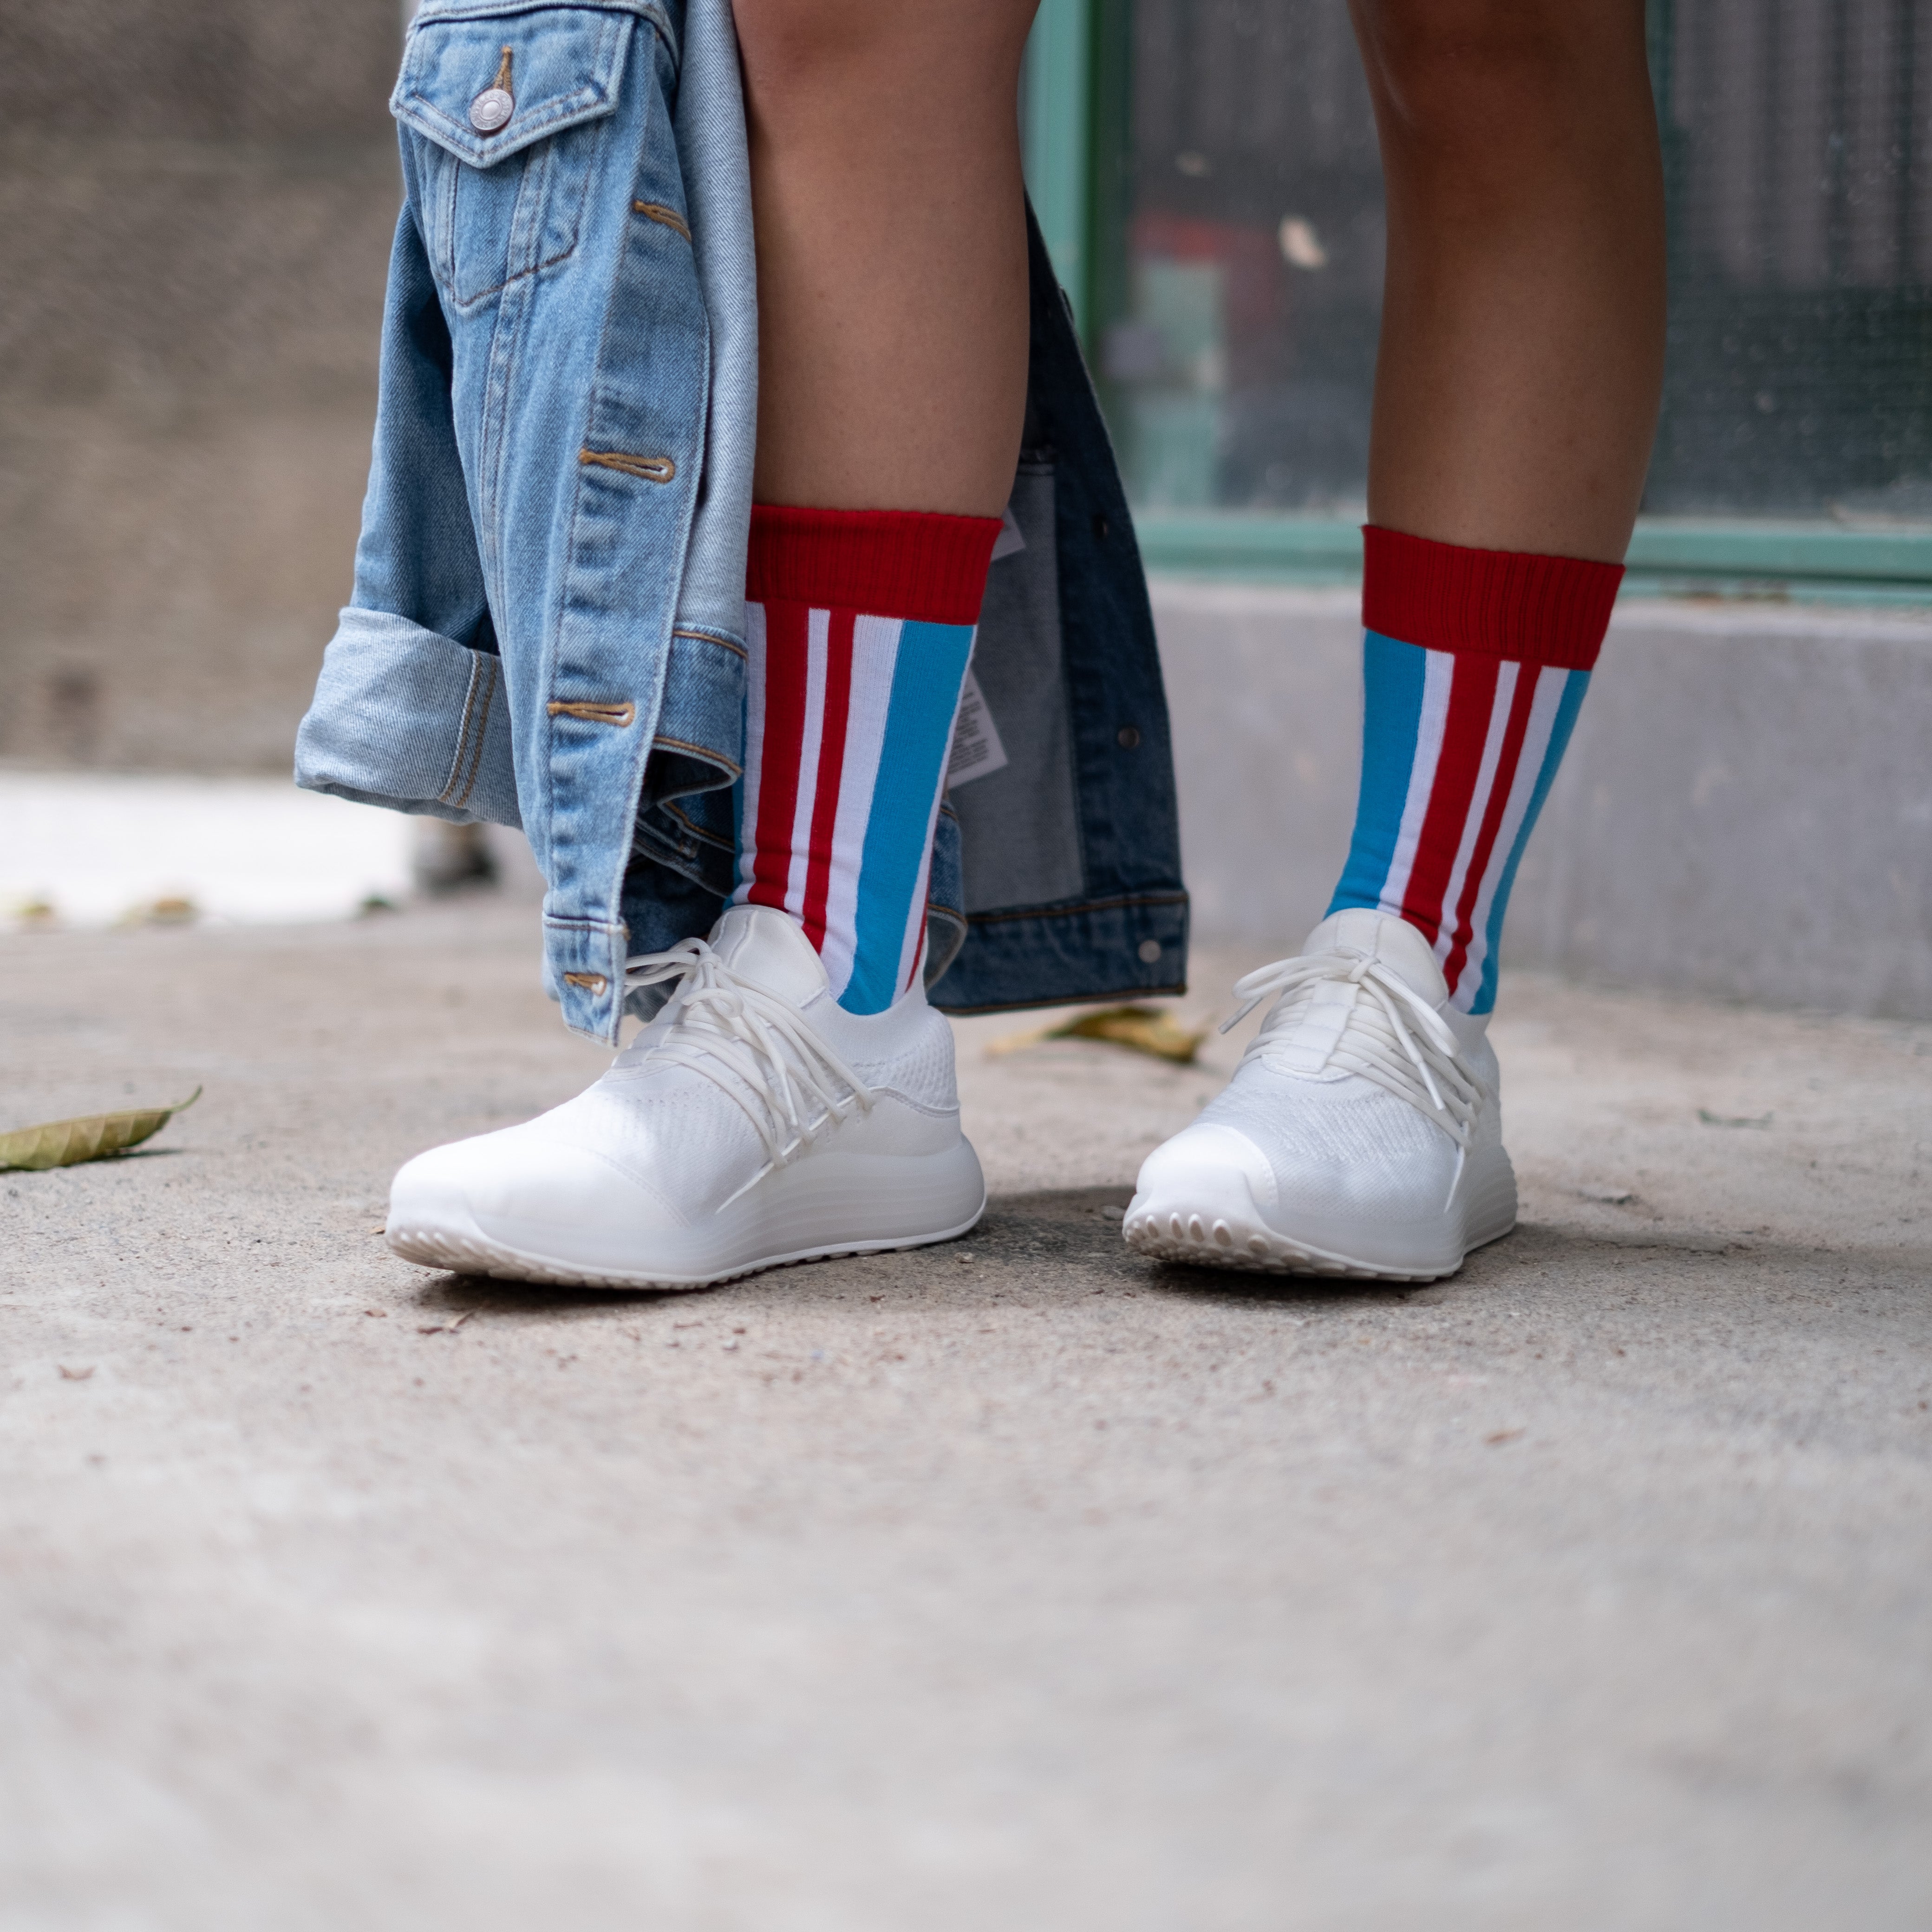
2,899,1929,1931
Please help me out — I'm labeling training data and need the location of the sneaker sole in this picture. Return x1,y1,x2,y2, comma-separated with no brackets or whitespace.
385,1205,986,1290
1122,1154,1519,1284
386,1137,988,1291
1121,1204,1512,1282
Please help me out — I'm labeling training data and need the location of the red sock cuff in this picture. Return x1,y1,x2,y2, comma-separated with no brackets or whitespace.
747,505,1003,626
1362,526,1623,671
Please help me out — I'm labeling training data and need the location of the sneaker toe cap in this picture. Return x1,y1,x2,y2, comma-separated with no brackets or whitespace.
389,1124,682,1247
1132,1123,1279,1214
1207,1080,1462,1222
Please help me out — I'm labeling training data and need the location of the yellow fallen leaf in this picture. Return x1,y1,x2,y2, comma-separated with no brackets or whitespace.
985,1005,1207,1065
1050,1006,1207,1064
0,1088,202,1172
117,895,197,928
982,1022,1056,1059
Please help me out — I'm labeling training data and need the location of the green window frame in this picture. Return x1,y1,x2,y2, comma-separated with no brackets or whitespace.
1021,0,1932,606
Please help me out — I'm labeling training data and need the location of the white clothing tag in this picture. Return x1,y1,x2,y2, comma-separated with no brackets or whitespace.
990,505,1027,562
948,667,1010,788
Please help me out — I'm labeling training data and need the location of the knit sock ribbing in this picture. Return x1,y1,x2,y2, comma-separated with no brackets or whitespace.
737,504,1001,1015
1328,527,1624,1015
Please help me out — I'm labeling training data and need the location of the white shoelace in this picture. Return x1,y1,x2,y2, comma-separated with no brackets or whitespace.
621,938,874,1170
1222,946,1484,1174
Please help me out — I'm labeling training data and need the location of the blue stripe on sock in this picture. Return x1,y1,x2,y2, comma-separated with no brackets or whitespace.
841,618,975,1015
1467,666,1590,1014
1327,630,1428,918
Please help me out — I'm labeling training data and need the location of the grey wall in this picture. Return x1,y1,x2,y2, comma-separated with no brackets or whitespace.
0,0,403,771
1154,581,1932,1020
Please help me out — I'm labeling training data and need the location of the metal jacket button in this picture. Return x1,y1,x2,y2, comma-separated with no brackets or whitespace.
470,48,515,132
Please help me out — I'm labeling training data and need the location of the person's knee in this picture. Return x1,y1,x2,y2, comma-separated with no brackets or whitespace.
1353,0,1638,159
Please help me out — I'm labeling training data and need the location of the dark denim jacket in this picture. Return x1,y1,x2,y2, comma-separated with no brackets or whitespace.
295,0,1187,1043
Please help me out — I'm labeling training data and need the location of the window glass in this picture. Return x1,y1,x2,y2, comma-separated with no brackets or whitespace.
1102,0,1932,522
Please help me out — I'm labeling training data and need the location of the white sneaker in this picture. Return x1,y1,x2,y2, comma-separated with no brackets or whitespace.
385,904,985,1288
1123,908,1516,1281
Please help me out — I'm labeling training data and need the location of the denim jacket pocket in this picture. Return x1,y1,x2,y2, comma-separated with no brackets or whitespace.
393,5,644,309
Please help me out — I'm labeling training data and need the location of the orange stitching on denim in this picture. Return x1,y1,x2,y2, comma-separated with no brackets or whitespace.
547,700,636,726
490,47,514,95
581,449,675,484
672,627,747,659
451,656,498,809
440,654,494,807
632,201,692,241
438,666,483,805
662,799,738,850
562,972,609,994
650,732,740,778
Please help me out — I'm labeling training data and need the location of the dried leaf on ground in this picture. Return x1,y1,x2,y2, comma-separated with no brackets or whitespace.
0,1088,202,1172
117,895,197,928
985,1005,1207,1065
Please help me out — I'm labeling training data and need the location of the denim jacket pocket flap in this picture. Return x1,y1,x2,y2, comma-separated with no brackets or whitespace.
393,6,640,169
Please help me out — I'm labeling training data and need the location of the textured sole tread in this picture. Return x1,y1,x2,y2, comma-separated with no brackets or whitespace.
386,1207,985,1292
1121,1207,1515,1284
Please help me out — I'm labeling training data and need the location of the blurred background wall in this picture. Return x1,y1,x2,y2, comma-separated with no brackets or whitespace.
1024,0,1932,1018
0,0,402,773
4,0,1928,1014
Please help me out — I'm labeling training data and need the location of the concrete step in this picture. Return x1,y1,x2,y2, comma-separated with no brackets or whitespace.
1153,581,1932,1019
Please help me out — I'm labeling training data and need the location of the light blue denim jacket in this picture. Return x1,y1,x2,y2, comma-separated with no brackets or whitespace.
297,0,1188,1044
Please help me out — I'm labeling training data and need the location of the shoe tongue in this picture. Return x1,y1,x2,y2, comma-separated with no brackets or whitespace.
1299,908,1448,1007
707,904,830,1006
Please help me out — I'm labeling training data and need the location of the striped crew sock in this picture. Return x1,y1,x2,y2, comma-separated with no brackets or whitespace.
1328,526,1624,1017
737,504,1002,1015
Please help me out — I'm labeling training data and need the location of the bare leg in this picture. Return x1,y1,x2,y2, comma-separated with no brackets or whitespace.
1127,5,1664,1281
1350,0,1666,561
734,0,1040,517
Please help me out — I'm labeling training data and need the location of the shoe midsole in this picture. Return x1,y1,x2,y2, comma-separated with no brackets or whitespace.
1133,1144,1517,1275
436,1140,987,1277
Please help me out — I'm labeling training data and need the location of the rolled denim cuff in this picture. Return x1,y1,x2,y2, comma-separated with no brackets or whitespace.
294,607,522,828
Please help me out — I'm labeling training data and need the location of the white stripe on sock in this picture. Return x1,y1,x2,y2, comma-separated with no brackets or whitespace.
1378,646,1454,916
782,607,830,920
1432,660,1519,973
1451,665,1569,1011
817,615,901,1001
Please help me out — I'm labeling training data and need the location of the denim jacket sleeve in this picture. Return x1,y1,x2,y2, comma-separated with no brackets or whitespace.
295,0,1186,1044
295,0,754,1044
